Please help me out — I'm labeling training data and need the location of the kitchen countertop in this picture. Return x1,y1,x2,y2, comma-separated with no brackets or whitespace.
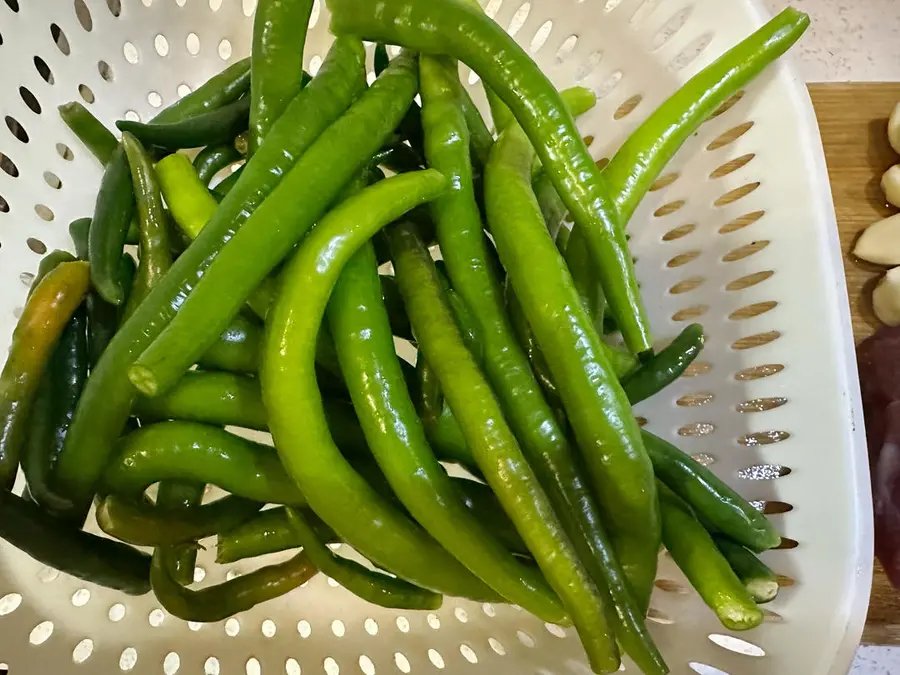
761,0,899,672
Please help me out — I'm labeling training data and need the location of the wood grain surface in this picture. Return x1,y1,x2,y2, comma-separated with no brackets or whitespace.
807,82,900,644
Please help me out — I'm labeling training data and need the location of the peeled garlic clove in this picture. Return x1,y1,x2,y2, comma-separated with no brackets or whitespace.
885,165,900,208
855,214,900,265
874,268,900,326
891,103,900,155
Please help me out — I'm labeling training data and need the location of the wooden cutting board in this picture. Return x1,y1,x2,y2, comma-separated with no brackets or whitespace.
807,82,900,644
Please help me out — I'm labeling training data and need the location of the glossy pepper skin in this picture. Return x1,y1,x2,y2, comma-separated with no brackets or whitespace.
389,221,637,667
103,421,308,506
151,57,251,124
151,545,315,622
121,132,172,319
603,9,809,228
88,144,135,305
0,490,151,594
21,306,86,515
116,99,250,151
485,124,659,610
327,238,556,617
658,483,763,631
622,324,705,405
154,480,205,585
128,51,425,398
249,0,315,155
96,494,262,547
262,170,501,603
0,261,90,490
714,537,778,604
156,153,219,240
643,431,780,553
193,143,243,186
58,102,118,165
287,508,442,610
327,0,652,355
57,38,367,519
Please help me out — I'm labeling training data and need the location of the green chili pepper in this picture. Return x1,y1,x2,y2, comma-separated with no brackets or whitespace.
379,275,415,342
603,9,809,228
196,313,262,374
150,545,315,622
458,86,494,170
193,143,243,186
0,490,150,594
485,122,659,608
0,262,90,490
622,324,705,404
88,144,135,305
216,507,338,564
96,493,262,547
388,220,623,667
534,172,567,240
57,38,367,519
286,508,442,610
21,304,86,515
116,99,250,151
642,431,781,552
564,222,606,333
329,0,652,354
714,537,778,604
156,153,219,240
327,238,556,617
249,0,315,155
58,102,118,165
262,170,502,603
127,52,424,399
152,58,251,125
121,132,172,319
658,483,763,630
102,421,309,506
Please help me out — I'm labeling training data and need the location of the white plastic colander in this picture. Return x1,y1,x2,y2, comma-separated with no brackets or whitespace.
0,0,872,674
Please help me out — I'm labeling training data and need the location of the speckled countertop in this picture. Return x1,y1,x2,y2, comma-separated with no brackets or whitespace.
766,0,899,672
762,0,900,82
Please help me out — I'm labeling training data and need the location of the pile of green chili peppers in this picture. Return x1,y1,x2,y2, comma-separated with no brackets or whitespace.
0,2,809,672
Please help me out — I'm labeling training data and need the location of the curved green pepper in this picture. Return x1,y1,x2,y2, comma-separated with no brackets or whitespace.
102,421,307,506
262,169,503,603
0,490,150,595
327,238,556,617
622,324,705,405
121,132,172,319
714,537,778,604
287,508,442,610
196,313,262,374
485,123,659,608
216,507,338,564
88,144,135,305
0,261,90,489
116,99,250,151
249,0,315,154
150,545,315,622
96,494,262,547
156,153,219,240
153,58,251,125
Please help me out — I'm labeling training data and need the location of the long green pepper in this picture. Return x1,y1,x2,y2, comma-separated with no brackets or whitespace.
249,0,315,155
327,239,559,618
57,37,367,518
485,123,660,608
261,170,503,603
